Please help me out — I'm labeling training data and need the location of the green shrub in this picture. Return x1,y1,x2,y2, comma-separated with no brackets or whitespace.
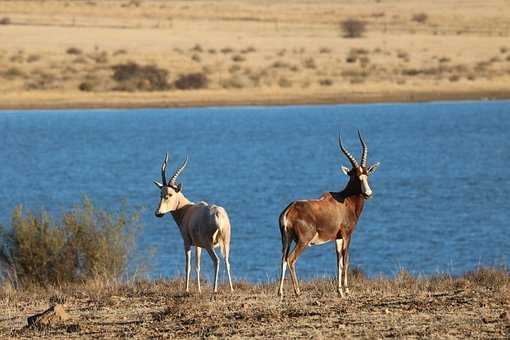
0,198,141,287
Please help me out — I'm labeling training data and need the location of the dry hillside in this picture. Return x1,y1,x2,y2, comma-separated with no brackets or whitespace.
0,0,509,108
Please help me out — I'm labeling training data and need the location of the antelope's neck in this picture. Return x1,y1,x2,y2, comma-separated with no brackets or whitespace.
170,195,192,227
346,194,365,218
334,182,365,217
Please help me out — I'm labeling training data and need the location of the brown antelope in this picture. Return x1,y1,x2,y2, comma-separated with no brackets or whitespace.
154,153,233,293
278,131,379,297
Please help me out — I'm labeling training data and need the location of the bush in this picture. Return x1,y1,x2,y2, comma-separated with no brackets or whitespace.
0,17,11,25
240,46,256,54
232,54,246,62
346,56,356,63
190,44,203,53
2,67,25,79
412,13,428,24
303,57,316,69
66,47,82,55
26,54,41,63
90,50,108,64
319,78,333,86
174,73,208,90
0,198,140,287
220,47,234,54
24,71,56,90
340,19,367,38
221,75,247,89
190,53,201,62
79,81,95,91
113,49,128,56
112,62,170,91
278,77,292,88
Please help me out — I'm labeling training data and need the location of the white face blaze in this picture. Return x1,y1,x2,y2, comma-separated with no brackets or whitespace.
156,186,180,215
359,174,373,198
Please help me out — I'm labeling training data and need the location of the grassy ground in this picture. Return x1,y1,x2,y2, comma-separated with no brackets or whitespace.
1,0,510,108
0,267,508,338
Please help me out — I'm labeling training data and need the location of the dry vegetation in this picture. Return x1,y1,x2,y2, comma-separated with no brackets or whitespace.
0,267,508,338
0,0,509,108
0,198,142,288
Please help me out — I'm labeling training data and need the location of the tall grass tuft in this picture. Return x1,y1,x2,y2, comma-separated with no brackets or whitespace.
0,198,141,288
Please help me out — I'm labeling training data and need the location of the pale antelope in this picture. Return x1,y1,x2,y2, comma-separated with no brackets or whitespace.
278,131,380,297
154,153,233,293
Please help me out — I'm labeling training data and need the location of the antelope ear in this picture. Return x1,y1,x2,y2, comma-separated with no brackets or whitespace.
340,166,350,175
368,162,380,175
153,181,163,189
176,183,182,193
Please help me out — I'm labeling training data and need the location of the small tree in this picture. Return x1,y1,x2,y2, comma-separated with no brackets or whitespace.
340,19,367,38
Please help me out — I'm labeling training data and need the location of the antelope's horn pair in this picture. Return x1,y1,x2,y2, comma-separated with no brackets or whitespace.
161,153,189,186
338,130,368,168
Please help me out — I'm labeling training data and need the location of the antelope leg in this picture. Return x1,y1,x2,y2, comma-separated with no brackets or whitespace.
206,247,220,293
195,247,202,293
185,247,191,292
335,239,345,297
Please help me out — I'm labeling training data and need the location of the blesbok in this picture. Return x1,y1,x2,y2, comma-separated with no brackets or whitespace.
278,131,380,297
154,153,233,293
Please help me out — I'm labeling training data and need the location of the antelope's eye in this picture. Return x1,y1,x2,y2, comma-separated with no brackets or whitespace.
165,194,170,199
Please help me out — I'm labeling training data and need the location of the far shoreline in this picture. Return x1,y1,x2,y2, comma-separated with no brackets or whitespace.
0,88,509,110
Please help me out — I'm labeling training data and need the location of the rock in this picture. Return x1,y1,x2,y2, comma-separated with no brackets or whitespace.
27,304,70,329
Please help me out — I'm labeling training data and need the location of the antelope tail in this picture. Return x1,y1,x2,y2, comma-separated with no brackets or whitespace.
279,203,294,254
212,206,231,258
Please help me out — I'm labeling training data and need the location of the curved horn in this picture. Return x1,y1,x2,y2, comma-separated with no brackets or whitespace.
358,130,368,167
338,134,359,168
169,155,189,185
161,153,169,186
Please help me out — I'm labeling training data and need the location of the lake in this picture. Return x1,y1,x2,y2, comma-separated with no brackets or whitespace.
0,101,508,282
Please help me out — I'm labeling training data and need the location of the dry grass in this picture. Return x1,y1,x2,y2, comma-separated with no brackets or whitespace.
0,267,508,338
0,0,510,108
0,198,141,287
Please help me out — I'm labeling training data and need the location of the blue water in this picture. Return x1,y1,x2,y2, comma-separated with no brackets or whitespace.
0,101,509,282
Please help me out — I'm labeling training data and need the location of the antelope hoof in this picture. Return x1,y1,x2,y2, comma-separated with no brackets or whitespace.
337,288,345,298
345,288,350,295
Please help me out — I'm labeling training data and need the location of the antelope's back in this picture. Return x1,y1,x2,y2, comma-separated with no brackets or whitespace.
187,202,230,246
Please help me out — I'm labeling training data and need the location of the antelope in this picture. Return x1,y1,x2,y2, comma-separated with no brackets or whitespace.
154,153,233,293
278,131,380,297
